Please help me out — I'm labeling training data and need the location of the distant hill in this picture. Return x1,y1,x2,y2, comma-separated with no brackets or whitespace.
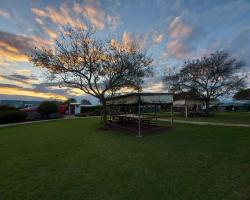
0,100,41,108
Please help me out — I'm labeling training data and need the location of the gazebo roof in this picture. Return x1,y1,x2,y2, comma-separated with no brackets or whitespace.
106,92,173,105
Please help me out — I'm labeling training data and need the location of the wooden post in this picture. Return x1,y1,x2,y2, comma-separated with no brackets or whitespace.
137,95,142,137
171,103,174,126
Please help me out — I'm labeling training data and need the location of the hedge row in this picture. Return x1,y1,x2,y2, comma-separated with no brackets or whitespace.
0,111,28,123
0,105,16,111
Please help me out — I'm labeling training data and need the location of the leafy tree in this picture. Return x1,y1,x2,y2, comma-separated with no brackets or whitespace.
37,101,59,118
164,51,245,113
81,99,92,105
233,88,250,100
29,26,153,125
0,111,27,123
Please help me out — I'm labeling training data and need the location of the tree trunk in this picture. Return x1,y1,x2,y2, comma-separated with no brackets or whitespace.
101,97,108,127
205,99,210,115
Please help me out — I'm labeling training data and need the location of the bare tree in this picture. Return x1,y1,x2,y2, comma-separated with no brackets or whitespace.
164,51,246,113
29,26,153,125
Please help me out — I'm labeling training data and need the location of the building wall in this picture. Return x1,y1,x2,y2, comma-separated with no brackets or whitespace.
75,105,81,114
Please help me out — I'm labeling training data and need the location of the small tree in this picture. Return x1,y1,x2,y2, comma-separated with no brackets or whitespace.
37,101,59,118
29,26,153,125
164,51,246,113
233,88,250,100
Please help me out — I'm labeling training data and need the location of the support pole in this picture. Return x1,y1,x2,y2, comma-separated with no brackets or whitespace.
171,103,174,126
155,104,157,121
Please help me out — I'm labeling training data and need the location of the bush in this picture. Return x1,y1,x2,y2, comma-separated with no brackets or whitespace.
80,106,102,113
0,111,28,123
77,106,102,117
0,105,16,111
37,101,59,119
225,105,238,111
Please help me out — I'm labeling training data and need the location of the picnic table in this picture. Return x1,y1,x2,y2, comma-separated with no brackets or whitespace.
114,114,156,124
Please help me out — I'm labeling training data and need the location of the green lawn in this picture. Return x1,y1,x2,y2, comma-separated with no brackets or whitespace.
155,111,250,124
0,118,249,200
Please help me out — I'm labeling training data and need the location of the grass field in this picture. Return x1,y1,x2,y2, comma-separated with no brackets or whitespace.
154,111,250,124
0,118,249,199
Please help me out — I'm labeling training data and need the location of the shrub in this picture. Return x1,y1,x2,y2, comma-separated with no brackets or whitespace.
37,101,59,118
0,111,28,123
80,106,102,113
0,105,16,111
76,109,102,117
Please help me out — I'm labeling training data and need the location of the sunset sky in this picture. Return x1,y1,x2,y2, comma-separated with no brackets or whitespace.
0,0,250,103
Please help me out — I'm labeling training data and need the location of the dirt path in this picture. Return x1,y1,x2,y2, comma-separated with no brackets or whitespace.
159,118,250,127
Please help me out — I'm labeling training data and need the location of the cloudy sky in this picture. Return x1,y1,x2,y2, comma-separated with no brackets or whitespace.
0,0,250,103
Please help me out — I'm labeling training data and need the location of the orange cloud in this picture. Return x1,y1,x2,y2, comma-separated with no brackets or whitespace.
42,26,57,40
161,13,193,60
74,1,115,30
0,31,52,63
152,31,164,44
169,16,192,38
0,86,67,101
31,8,47,17
0,73,39,86
32,5,85,29
110,31,149,52
30,35,53,47
82,5,105,30
0,40,28,62
74,0,121,30
32,1,121,31
163,40,188,59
